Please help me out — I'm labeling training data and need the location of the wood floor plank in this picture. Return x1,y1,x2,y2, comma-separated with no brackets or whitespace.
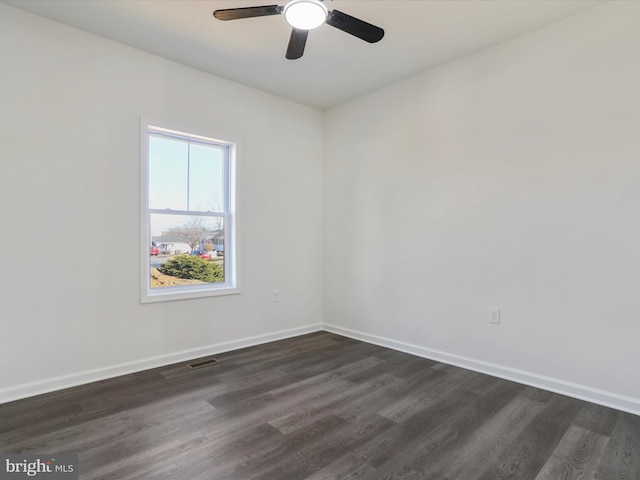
533,426,609,480
269,374,404,434
375,380,525,479
209,414,348,480
378,366,479,423
7,398,216,457
1,331,638,480
473,394,584,480
253,414,395,480
363,389,483,472
344,350,436,383
111,423,283,480
595,412,640,480
183,379,357,450
573,403,619,436
423,387,547,480
206,369,302,408
304,453,381,480
276,341,383,377
337,368,445,424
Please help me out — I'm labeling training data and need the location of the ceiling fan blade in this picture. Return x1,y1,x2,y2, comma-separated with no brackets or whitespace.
213,5,283,21
326,9,384,43
286,28,308,60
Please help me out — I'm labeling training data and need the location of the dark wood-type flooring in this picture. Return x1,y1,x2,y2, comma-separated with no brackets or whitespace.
1,332,639,479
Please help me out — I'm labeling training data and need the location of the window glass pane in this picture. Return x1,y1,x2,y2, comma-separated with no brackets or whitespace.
149,136,188,210
143,124,235,302
189,143,224,212
149,213,225,289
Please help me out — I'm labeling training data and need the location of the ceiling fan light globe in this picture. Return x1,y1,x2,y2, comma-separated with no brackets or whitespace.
284,0,327,30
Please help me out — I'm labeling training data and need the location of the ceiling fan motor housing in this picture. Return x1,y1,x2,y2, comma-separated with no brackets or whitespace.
284,0,328,30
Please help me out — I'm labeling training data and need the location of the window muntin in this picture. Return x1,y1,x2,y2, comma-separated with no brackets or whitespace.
141,124,237,302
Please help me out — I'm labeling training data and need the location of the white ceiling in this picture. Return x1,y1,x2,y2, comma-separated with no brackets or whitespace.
4,0,602,110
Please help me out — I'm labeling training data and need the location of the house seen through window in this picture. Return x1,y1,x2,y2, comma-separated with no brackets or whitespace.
141,124,237,302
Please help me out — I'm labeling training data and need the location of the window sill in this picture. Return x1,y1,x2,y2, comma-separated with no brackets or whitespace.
141,285,240,303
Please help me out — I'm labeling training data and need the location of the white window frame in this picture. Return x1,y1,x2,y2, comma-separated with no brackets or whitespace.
140,119,239,303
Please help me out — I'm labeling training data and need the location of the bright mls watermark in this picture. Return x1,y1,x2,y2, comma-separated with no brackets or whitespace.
1,455,77,479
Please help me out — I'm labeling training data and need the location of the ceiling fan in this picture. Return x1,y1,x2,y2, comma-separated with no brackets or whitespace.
213,0,385,60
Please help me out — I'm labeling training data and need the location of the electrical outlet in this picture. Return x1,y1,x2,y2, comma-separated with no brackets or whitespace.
490,307,501,324
272,289,280,302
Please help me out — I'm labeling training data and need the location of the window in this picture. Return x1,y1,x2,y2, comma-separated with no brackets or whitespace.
140,122,238,302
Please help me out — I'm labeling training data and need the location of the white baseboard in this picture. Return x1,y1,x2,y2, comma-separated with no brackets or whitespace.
0,323,323,405
323,323,640,417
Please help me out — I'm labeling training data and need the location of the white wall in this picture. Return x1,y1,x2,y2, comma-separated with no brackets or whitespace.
0,4,323,401
324,1,640,413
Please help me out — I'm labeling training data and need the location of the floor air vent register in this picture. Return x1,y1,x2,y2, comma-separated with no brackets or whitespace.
187,358,220,369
